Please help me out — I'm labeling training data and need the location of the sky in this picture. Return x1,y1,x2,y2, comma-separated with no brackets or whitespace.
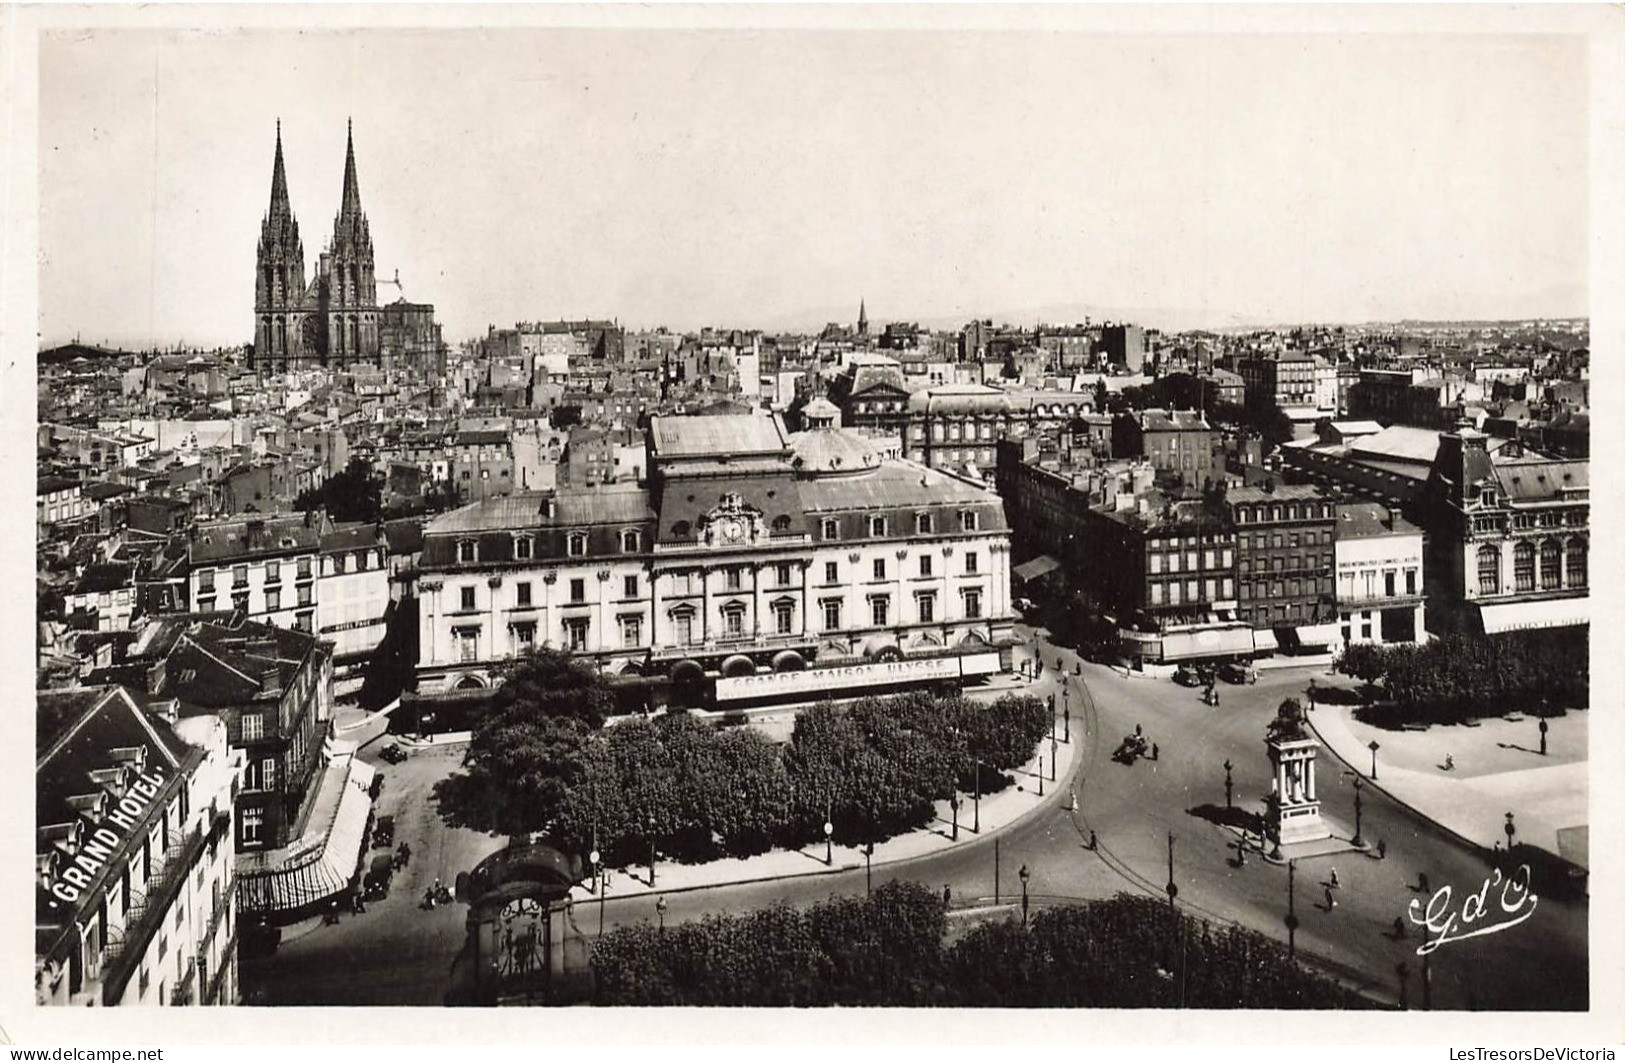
36,22,1590,348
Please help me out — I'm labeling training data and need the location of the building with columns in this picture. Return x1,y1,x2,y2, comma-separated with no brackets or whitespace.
1420,424,1588,635
413,415,1015,697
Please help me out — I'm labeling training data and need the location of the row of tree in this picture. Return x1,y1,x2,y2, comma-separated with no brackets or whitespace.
432,650,1052,866
1336,628,1587,725
590,883,1374,1008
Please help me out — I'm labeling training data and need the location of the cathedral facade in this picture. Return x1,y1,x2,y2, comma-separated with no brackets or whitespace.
252,121,380,371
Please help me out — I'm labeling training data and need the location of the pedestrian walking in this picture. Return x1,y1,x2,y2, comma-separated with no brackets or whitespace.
1329,867,1340,889
1418,872,1430,894
1089,829,1098,851
942,884,952,908
1324,886,1337,910
1444,754,1455,772
1151,742,1160,761
1135,723,1143,737
1377,838,1387,860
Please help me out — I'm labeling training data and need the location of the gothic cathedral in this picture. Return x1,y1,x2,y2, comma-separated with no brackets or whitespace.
252,121,379,371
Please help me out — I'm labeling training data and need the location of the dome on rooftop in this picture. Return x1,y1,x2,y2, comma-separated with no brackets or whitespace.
789,428,883,478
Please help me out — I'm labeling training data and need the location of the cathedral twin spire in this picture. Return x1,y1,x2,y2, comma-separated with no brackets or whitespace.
261,118,370,269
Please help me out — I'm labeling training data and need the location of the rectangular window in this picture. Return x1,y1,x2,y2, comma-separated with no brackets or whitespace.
623,575,639,599
775,602,794,635
825,562,839,584
916,592,936,624
1384,571,1396,597
297,557,312,578
514,623,536,651
198,569,215,592
295,611,313,633
821,518,839,540
869,516,887,537
725,569,742,591
823,600,842,631
232,565,248,588
674,613,693,646
565,620,589,652
871,597,890,626
297,584,312,607
964,552,979,574
723,608,745,638
516,582,532,607
776,563,793,586
261,757,278,793
461,586,476,611
265,588,281,611
620,616,641,648
962,511,980,532
240,806,264,847
919,555,933,577
568,534,587,557
873,559,887,580
916,513,933,534
240,713,264,741
963,588,982,619
264,561,279,584
514,537,533,560
1406,569,1418,596
332,554,347,575
570,578,585,603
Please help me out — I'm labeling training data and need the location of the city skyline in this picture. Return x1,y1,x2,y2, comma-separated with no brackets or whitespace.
37,23,1589,349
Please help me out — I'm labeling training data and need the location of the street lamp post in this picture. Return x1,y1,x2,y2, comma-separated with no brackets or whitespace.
589,848,604,937
1223,759,1234,810
1063,687,1071,743
656,896,667,932
1538,717,1549,756
994,837,1001,904
864,841,874,896
1285,859,1299,960
1504,811,1517,852
1352,776,1365,849
950,793,960,841
1369,740,1381,781
824,817,834,866
973,760,982,833
647,817,657,887
1049,693,1056,740
1018,864,1030,927
1050,731,1057,782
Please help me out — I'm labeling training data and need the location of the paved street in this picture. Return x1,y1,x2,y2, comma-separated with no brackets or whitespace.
241,644,1587,1010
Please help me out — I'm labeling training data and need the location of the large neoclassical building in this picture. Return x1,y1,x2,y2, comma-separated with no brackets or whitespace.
414,415,1016,698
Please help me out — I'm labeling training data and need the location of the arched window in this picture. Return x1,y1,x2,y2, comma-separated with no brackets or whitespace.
1513,542,1534,593
1477,545,1500,596
1540,539,1561,590
1566,538,1586,588
771,515,792,533
671,521,691,539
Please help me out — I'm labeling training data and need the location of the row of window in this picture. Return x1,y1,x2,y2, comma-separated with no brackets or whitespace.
820,511,981,539
197,557,315,592
1338,568,1419,599
1238,529,1333,549
1239,554,1335,575
454,553,985,612
197,585,313,614
1148,578,1235,606
459,587,986,658
1149,550,1234,575
1239,579,1332,601
1477,539,1586,595
1233,503,1334,523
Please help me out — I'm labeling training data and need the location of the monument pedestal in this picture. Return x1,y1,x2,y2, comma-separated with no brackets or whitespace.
1265,705,1332,847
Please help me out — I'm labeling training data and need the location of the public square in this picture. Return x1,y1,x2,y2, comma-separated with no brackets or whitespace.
241,632,1588,1010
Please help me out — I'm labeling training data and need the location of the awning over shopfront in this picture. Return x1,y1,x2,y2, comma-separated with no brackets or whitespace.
237,754,375,919
1252,628,1279,653
1158,625,1257,662
1476,597,1589,635
1294,623,1342,648
1012,555,1061,583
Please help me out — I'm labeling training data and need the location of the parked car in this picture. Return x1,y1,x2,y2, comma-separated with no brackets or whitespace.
372,814,395,848
378,743,407,764
1219,662,1259,685
1173,664,1204,687
364,852,395,900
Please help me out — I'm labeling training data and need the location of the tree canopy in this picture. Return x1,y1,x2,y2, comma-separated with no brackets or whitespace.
294,455,383,524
